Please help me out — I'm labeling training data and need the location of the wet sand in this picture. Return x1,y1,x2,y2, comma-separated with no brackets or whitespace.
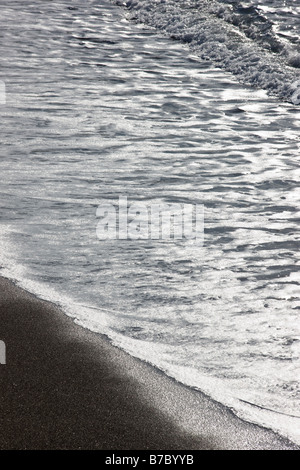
0,276,297,450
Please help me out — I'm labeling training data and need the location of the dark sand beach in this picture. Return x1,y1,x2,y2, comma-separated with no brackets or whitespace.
0,276,298,450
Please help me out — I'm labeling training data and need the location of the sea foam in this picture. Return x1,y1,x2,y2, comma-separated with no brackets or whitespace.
115,0,300,103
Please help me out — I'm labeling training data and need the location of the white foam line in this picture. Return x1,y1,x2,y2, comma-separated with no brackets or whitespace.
115,0,300,103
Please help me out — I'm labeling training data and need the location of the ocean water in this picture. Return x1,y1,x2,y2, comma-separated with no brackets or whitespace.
0,0,299,445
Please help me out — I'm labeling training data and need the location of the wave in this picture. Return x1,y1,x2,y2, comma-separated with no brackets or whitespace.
115,0,300,104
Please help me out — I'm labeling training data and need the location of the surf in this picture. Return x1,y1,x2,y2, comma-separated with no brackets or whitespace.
115,0,300,103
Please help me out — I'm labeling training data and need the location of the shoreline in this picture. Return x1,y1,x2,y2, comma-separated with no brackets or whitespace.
0,275,298,450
